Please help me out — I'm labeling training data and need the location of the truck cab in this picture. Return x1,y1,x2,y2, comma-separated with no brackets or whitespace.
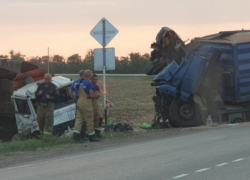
149,27,250,127
12,76,76,137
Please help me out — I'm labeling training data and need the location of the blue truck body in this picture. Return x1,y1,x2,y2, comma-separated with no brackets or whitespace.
149,28,250,127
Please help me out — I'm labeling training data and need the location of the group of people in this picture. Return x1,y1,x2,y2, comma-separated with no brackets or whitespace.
35,69,103,142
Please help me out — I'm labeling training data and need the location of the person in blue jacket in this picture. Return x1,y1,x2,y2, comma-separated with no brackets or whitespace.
73,70,100,142
69,69,85,102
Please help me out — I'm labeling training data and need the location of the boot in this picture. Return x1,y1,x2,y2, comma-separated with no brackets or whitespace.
80,123,88,140
73,132,84,143
80,132,89,140
95,130,102,138
88,134,100,142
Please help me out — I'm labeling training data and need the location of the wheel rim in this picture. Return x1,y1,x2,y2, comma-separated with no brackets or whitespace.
179,104,195,120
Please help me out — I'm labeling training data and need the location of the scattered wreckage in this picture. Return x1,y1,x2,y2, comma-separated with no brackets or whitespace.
148,27,250,127
0,59,76,141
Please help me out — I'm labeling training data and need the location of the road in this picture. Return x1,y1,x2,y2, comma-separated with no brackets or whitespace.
1,124,250,180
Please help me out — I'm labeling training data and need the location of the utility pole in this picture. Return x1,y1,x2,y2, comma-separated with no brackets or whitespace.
48,47,50,73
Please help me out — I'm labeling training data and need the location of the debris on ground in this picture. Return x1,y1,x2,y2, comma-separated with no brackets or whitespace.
104,123,133,132
140,123,152,129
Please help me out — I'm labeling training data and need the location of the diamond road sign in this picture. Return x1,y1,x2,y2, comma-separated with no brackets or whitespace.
90,17,119,47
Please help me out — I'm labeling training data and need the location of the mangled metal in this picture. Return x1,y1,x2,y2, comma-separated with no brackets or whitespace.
0,59,76,141
149,28,250,127
12,76,76,137
147,27,186,75
0,60,43,140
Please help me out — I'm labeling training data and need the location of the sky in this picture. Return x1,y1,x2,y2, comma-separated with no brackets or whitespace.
0,0,250,58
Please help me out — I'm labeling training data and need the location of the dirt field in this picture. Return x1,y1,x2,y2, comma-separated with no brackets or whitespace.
67,76,155,127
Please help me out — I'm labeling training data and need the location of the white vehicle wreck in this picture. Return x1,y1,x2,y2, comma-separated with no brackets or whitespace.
11,76,76,138
0,59,77,141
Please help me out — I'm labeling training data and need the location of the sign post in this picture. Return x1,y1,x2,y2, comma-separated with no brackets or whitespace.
90,17,118,126
102,19,107,126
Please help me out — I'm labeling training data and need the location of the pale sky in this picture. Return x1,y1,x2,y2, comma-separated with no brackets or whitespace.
0,0,250,58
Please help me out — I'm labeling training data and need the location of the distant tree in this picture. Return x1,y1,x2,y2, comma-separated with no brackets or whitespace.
67,54,82,64
28,56,43,66
82,49,94,70
0,55,8,59
52,55,64,63
5,49,151,74
83,49,94,63
41,56,49,64
9,50,25,61
129,52,151,73
115,56,130,73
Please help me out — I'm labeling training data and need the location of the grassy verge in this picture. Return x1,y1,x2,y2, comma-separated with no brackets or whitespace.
0,131,136,156
0,136,74,155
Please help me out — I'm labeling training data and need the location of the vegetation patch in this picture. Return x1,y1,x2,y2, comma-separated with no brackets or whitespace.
0,131,137,156
0,136,74,155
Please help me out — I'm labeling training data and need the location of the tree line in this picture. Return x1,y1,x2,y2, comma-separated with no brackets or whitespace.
0,50,152,74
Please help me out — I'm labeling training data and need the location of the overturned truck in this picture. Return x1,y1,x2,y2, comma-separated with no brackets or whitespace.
148,27,250,127
0,59,76,141
0,59,45,140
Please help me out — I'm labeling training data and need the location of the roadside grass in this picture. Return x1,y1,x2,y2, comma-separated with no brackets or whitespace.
0,131,136,156
0,136,74,155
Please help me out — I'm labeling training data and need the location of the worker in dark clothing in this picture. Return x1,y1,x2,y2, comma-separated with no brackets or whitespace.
73,70,100,142
91,74,103,138
35,73,58,136
69,69,85,102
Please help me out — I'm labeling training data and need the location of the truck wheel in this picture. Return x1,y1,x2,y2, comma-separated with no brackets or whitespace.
169,97,201,127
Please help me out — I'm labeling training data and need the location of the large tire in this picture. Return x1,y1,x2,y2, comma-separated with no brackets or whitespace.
169,97,202,127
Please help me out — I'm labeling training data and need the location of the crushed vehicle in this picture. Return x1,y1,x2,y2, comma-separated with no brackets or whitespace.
0,59,76,141
12,76,76,139
148,27,250,127
0,59,45,140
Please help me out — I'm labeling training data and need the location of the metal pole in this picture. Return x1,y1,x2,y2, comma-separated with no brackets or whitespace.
48,47,50,73
102,19,108,126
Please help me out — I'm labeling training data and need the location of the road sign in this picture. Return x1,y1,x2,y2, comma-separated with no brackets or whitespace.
94,48,115,71
90,17,119,47
90,17,118,127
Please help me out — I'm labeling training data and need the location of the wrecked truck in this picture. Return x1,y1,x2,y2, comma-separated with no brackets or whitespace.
11,76,76,138
0,59,45,140
0,59,76,140
148,27,250,127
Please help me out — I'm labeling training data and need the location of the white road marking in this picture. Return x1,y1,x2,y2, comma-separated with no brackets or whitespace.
173,174,189,179
216,163,229,167
172,155,248,179
232,158,245,162
195,168,210,173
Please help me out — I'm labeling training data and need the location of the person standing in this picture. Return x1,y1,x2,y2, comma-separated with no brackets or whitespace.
69,69,85,102
73,70,100,142
91,74,103,138
35,73,58,136
69,69,87,138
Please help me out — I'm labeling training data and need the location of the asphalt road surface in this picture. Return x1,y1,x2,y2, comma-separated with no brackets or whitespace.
1,124,250,180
